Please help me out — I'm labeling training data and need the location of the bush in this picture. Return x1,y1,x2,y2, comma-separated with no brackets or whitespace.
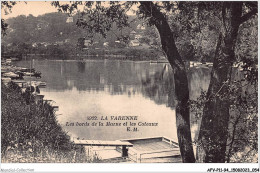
1,82,98,163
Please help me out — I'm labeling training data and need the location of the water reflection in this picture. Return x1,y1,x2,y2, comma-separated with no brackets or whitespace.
141,65,211,107
140,64,211,141
77,61,86,73
141,64,176,108
14,60,211,141
188,67,211,141
188,67,211,100
23,60,165,95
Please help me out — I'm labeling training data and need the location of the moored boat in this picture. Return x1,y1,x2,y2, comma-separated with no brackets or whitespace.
3,72,19,78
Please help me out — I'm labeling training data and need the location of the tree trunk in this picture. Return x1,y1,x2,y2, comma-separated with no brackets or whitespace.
140,1,195,163
197,2,243,163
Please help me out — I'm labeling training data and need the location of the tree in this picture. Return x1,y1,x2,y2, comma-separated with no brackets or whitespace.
3,1,257,163
52,1,195,162
196,2,257,162
52,1,258,163
1,1,17,35
139,1,195,162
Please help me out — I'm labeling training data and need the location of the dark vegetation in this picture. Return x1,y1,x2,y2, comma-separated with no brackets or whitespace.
51,1,257,163
1,12,163,60
1,82,98,163
189,64,258,163
1,1,258,163
2,9,225,62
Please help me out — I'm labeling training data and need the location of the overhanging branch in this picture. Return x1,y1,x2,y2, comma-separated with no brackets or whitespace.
240,8,257,24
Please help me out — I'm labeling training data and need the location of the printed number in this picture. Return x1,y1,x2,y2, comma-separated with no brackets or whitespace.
252,168,259,172
87,116,98,120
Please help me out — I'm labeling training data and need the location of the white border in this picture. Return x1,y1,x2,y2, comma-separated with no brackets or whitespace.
1,163,259,173
1,0,259,172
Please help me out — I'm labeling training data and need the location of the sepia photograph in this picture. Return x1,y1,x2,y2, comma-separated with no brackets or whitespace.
1,0,258,172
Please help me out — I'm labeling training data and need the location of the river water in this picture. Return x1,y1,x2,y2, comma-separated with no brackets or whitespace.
15,60,211,142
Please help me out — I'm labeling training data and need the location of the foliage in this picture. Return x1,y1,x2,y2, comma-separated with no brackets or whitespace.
1,1,17,35
236,16,258,84
51,1,135,38
2,2,223,62
1,1,258,163
2,12,162,60
1,82,99,163
227,77,258,163
189,67,258,163
141,65,176,107
226,17,258,162
51,1,258,163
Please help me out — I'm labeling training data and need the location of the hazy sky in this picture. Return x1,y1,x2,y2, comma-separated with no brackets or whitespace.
1,1,58,19
1,1,135,19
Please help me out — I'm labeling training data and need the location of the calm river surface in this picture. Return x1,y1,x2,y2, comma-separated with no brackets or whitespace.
15,59,211,142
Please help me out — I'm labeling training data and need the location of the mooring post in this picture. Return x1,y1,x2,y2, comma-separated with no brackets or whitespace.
80,144,84,153
122,145,128,157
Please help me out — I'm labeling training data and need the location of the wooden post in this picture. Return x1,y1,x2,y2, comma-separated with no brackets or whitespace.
80,145,84,153
122,145,128,157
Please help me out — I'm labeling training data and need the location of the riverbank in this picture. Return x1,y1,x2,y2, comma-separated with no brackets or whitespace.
16,47,164,61
1,81,99,163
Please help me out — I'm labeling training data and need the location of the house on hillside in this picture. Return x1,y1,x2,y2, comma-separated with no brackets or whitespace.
42,42,51,47
66,17,73,23
65,39,70,43
32,43,38,47
129,39,140,47
137,24,146,30
56,41,64,45
130,30,137,35
77,38,92,49
135,34,142,40
130,30,137,39
84,40,92,47
103,42,109,47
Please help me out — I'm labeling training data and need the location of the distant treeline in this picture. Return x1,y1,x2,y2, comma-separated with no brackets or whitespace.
2,12,257,63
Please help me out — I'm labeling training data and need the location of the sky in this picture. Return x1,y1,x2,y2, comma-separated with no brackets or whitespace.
1,1,60,19
1,1,136,19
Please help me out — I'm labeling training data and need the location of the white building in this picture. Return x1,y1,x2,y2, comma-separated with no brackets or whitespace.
129,39,140,47
65,39,70,43
32,43,38,47
103,42,109,47
135,34,142,40
137,24,146,30
130,30,137,35
66,17,73,23
84,40,92,46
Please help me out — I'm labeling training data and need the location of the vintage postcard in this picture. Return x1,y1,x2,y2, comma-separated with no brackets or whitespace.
1,1,258,172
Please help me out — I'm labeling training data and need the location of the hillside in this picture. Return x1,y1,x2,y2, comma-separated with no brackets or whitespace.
2,12,157,48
